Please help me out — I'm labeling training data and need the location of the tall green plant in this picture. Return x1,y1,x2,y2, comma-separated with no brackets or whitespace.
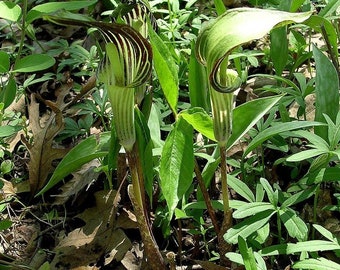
195,7,312,263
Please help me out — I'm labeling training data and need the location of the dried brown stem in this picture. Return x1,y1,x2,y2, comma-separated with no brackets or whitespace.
194,159,220,234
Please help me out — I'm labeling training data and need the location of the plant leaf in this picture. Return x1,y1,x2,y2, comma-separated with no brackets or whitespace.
293,258,340,270
188,42,209,111
270,26,288,76
13,54,55,73
0,51,10,73
0,1,21,22
313,45,339,140
228,174,255,203
243,121,326,158
305,15,338,59
318,0,340,18
135,108,154,202
313,224,339,243
0,76,17,109
23,92,71,195
287,149,328,162
26,0,97,24
227,95,283,151
279,208,308,241
159,118,194,221
180,107,215,141
0,125,22,138
149,28,179,115
238,236,257,270
37,132,110,196
225,210,276,244
260,240,340,256
233,202,275,219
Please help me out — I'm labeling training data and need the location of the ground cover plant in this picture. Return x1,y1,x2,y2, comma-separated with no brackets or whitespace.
0,0,340,269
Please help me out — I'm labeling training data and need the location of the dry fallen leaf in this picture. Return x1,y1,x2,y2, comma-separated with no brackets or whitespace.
50,190,132,269
22,82,73,195
52,159,101,205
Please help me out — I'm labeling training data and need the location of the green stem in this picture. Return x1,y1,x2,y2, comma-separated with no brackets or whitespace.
312,183,321,239
277,211,282,244
219,145,230,214
14,0,28,68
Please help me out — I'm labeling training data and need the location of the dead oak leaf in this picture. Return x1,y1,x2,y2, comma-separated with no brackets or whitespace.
22,82,72,195
52,159,101,205
50,190,132,269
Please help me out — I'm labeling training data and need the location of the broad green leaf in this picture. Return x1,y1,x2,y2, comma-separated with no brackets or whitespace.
149,28,178,115
238,236,257,270
286,149,328,162
213,0,226,16
270,26,288,76
324,113,340,150
260,240,340,256
147,104,163,148
0,219,12,231
196,7,312,92
36,132,111,196
0,52,10,73
260,178,277,206
243,121,326,158
228,174,255,203
305,15,338,59
188,42,209,111
292,130,330,150
290,0,307,12
183,200,225,212
293,258,340,270
38,262,51,270
13,54,55,73
224,210,276,244
0,77,17,109
26,1,97,24
227,95,283,151
0,1,21,22
159,118,194,220
281,186,316,208
225,252,243,265
313,45,339,140
0,126,22,138
233,202,275,219
135,108,154,202
313,224,339,243
180,107,214,141
255,223,270,245
279,208,308,241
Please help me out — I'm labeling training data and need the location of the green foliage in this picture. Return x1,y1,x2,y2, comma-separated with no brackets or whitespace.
159,117,194,228
1,0,340,268
149,27,179,115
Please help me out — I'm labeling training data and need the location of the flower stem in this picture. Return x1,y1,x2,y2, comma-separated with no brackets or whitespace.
126,145,167,270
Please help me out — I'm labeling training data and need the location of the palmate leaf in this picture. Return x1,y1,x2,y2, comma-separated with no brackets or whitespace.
195,8,312,92
45,16,152,88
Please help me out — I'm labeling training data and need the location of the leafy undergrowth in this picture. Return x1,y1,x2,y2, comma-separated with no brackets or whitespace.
1,0,340,270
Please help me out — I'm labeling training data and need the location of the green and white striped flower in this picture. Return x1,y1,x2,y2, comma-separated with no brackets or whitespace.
96,22,152,151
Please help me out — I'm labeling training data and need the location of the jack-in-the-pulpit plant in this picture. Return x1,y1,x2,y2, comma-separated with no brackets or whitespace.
45,4,166,268
195,7,312,264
